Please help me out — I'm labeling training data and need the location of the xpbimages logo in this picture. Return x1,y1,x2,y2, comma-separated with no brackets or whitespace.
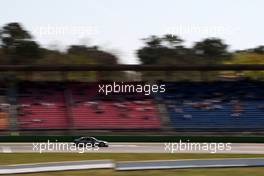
32,141,99,153
164,140,232,153
98,82,166,95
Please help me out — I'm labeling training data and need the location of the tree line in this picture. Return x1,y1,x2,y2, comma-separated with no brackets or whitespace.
1,22,264,65
0,22,264,80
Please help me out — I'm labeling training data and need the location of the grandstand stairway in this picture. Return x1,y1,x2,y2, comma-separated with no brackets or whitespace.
0,84,9,130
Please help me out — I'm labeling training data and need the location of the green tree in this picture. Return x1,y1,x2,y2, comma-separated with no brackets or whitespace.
253,45,264,54
142,35,162,48
192,38,230,58
137,35,183,65
67,45,118,65
162,34,183,48
0,22,42,64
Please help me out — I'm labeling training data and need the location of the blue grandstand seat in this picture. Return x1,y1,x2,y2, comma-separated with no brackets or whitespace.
160,81,264,130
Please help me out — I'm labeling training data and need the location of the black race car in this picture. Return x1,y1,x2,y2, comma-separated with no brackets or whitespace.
73,137,108,147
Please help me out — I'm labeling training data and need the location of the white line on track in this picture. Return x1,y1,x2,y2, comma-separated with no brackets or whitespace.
1,146,12,153
110,145,138,147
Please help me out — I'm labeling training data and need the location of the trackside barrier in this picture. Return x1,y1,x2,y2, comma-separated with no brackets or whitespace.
1,158,264,174
116,158,264,170
0,160,114,175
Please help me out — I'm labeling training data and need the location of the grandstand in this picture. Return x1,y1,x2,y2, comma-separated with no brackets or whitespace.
68,81,160,129
17,82,68,129
15,81,160,130
0,64,264,132
162,80,264,130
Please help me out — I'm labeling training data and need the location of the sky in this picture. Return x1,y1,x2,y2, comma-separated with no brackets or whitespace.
0,0,264,64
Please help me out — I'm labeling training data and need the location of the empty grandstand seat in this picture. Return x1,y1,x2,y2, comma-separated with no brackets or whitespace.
161,81,264,130
17,82,68,129
16,81,160,130
69,82,161,129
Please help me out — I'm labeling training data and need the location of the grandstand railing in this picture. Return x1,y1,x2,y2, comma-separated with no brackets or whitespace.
0,64,264,71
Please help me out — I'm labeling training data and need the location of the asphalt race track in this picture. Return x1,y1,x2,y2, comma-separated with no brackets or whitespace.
0,143,264,153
